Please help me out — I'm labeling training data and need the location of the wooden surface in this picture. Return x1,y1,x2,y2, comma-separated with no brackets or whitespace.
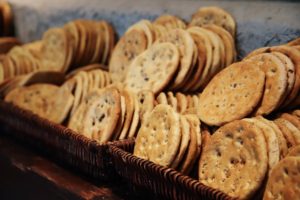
0,126,153,200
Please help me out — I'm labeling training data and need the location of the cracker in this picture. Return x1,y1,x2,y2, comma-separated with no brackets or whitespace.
174,93,186,114
271,52,295,107
83,87,121,143
156,92,168,105
109,29,147,83
245,45,300,109
41,27,70,72
154,14,186,30
286,145,300,157
187,27,214,91
127,91,140,138
199,120,268,199
263,157,300,200
280,113,300,131
167,92,178,111
198,61,265,126
126,20,155,48
134,104,181,167
137,90,155,122
182,31,207,91
292,110,300,119
189,6,236,37
68,89,105,134
179,114,201,175
124,42,179,94
118,89,134,140
170,115,190,169
68,72,85,115
275,118,297,148
113,95,126,140
64,21,80,67
5,84,73,124
257,116,288,159
278,117,300,145
204,24,236,66
156,29,194,90
244,118,280,170
246,53,288,115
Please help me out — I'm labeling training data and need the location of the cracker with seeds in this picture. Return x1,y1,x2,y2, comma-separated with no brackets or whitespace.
244,118,280,170
246,53,288,115
124,42,179,94
263,157,300,200
5,84,74,124
198,61,265,126
134,104,181,167
156,29,194,90
189,6,236,37
199,120,268,199
109,29,147,83
82,87,121,143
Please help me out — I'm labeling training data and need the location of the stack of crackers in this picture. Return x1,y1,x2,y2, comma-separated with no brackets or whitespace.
133,38,300,199
1,5,300,199
0,19,116,84
110,6,237,94
198,39,300,126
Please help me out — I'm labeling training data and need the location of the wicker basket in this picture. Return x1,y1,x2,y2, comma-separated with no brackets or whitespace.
0,100,125,181
109,140,236,200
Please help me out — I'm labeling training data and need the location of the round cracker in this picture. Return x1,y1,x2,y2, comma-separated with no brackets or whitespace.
275,118,297,148
263,157,300,200
183,32,207,91
245,53,288,115
170,115,190,169
272,52,295,107
176,92,188,114
187,27,214,91
199,120,268,199
154,14,186,30
41,27,70,72
136,90,155,122
5,84,73,124
118,89,135,140
244,118,280,170
133,104,181,167
68,89,106,134
179,114,201,175
124,42,179,94
109,29,147,83
203,24,235,67
83,87,121,143
257,116,289,159
127,91,140,138
156,29,194,89
189,6,236,37
126,20,155,48
198,61,265,126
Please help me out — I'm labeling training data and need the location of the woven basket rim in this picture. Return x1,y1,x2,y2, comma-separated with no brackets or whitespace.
109,143,236,200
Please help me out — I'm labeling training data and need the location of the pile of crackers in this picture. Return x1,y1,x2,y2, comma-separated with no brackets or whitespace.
1,5,300,199
0,19,115,83
110,7,237,94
